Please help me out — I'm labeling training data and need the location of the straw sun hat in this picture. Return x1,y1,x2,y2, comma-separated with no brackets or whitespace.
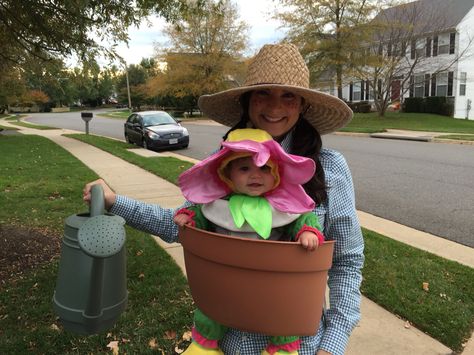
198,43,353,135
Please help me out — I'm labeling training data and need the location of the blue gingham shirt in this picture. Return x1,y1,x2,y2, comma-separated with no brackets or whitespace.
111,134,364,355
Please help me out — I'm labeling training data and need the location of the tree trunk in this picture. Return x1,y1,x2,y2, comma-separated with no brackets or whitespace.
337,66,343,99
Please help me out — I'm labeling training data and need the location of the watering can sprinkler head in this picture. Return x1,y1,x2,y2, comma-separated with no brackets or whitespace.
78,184,125,258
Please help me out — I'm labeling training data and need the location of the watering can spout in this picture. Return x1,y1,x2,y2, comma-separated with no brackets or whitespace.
53,184,128,334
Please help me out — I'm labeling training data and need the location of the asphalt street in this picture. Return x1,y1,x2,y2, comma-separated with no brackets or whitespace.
26,112,474,247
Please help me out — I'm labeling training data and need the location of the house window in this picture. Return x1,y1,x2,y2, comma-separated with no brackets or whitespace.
424,74,430,97
448,71,454,96
437,33,450,55
416,39,425,58
410,39,425,59
414,74,425,97
459,72,467,96
449,33,456,54
431,74,437,96
426,37,432,57
391,42,404,57
353,82,362,101
436,72,448,96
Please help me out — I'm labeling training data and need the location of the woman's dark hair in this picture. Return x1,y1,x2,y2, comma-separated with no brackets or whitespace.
291,117,327,204
222,91,328,205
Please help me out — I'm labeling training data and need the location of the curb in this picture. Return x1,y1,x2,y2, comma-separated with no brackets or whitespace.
369,133,433,142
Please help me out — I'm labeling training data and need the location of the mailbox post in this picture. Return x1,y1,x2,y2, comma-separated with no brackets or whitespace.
81,112,93,135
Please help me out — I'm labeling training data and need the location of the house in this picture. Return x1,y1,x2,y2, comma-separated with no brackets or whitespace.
319,0,474,120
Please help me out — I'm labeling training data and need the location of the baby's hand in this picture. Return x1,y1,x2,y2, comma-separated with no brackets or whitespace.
298,231,320,251
173,213,193,226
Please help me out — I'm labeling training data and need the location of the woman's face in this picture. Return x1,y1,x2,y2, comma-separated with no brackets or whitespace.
248,88,303,139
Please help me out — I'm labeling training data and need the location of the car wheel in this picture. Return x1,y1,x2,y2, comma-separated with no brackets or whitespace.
125,134,132,144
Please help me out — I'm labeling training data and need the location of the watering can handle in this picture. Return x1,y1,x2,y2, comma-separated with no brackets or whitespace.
90,184,105,217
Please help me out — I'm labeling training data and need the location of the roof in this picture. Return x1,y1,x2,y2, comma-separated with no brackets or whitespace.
373,0,474,35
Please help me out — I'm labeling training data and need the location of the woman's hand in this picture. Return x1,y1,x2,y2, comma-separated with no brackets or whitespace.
83,178,116,210
316,350,331,355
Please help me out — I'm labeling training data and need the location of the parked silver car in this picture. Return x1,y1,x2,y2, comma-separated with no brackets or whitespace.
124,111,189,150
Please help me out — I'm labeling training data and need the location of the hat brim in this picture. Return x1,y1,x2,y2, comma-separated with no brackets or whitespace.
198,84,353,135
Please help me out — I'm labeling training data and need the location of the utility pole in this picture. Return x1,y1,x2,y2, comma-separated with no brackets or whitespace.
121,60,132,111
125,67,132,111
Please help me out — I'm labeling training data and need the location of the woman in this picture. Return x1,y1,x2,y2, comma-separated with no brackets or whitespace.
84,43,364,355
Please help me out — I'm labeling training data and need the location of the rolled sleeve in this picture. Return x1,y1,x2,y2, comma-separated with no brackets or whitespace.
110,195,191,243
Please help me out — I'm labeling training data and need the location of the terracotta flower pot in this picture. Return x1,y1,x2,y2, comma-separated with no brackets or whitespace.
179,225,335,336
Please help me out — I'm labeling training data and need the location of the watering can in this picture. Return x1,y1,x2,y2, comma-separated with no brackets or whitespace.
52,184,128,334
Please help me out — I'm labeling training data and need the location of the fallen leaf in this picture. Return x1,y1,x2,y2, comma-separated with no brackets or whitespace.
138,273,145,279
175,346,184,354
163,330,176,340
148,338,158,349
107,340,119,355
182,330,192,341
136,250,143,256
422,282,429,291
49,323,60,331
404,320,411,329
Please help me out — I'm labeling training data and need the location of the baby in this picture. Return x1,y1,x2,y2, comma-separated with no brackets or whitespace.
174,128,324,355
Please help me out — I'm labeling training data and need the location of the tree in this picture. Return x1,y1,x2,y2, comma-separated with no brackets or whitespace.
275,0,379,98
0,69,27,113
116,64,150,110
0,0,192,69
153,0,249,102
350,0,474,116
24,90,50,110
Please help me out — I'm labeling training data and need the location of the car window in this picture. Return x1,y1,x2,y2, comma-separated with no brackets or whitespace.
142,112,176,126
127,114,137,124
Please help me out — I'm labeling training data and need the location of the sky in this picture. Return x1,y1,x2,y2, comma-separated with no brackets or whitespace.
114,0,286,65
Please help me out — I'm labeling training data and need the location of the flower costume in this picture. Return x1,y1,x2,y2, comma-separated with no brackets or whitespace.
176,129,325,355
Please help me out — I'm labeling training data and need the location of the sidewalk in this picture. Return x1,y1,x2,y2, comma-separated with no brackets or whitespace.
2,121,473,354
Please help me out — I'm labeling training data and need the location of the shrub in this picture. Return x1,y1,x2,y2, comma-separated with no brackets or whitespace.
347,101,372,113
403,97,453,117
403,97,424,113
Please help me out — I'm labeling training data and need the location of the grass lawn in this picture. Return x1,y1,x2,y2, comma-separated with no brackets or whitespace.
1,132,473,352
8,121,57,130
0,124,18,131
97,110,131,119
0,135,194,353
362,229,474,351
98,110,208,122
65,134,193,185
437,134,474,141
344,111,474,134
65,134,474,352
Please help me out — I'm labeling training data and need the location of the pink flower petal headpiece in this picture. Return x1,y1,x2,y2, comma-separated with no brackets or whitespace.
178,129,316,213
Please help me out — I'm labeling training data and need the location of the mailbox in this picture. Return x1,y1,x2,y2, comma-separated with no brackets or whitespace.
81,112,93,122
81,112,93,134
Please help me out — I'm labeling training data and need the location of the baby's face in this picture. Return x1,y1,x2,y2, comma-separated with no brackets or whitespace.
228,157,275,196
